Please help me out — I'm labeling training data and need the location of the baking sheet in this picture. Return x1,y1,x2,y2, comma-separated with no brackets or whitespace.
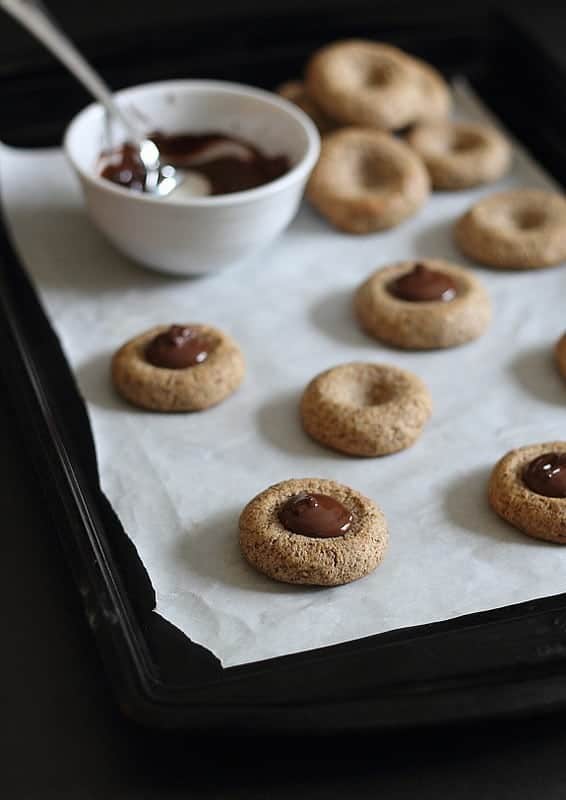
2,83,566,668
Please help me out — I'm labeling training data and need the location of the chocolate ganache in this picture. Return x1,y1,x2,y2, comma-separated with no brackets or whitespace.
523,452,566,498
99,131,290,196
145,325,213,369
389,263,457,302
278,492,353,538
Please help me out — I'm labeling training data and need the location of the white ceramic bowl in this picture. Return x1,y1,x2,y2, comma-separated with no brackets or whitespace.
64,80,320,275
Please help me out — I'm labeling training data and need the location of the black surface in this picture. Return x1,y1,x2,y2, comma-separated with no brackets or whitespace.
4,0,566,792
0,0,512,70
0,0,506,146
4,384,566,797
5,0,566,734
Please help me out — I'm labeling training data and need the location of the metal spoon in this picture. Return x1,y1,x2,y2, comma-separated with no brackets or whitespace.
1,0,181,197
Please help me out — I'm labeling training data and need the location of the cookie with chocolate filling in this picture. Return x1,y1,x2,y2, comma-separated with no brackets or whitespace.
111,323,245,411
489,442,566,542
239,477,388,585
354,259,491,349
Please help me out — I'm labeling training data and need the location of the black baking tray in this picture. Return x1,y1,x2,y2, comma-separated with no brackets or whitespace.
2,4,566,733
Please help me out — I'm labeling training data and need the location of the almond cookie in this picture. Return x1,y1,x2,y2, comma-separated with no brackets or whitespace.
111,323,245,411
555,333,566,380
305,39,450,131
239,477,388,585
407,56,451,124
354,259,491,349
305,40,423,130
455,189,566,269
306,127,430,233
300,362,432,456
276,79,338,134
406,121,511,189
488,443,566,543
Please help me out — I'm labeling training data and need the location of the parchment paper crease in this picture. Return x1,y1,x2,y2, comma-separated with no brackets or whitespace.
2,84,566,666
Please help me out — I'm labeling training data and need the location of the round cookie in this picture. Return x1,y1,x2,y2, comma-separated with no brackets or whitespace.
306,127,430,234
406,121,511,189
455,189,566,269
276,79,338,134
354,259,492,349
488,442,566,542
406,56,451,124
555,332,566,380
305,40,423,130
239,477,388,585
111,323,245,411
300,362,432,456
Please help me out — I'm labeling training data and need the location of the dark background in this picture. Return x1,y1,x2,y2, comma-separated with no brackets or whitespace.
0,0,553,146
0,0,520,66
4,0,566,797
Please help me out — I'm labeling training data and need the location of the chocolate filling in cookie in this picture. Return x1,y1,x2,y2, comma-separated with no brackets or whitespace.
145,325,213,369
239,477,388,585
523,453,566,498
488,442,566,543
388,263,457,302
355,259,491,349
278,492,353,537
111,322,244,412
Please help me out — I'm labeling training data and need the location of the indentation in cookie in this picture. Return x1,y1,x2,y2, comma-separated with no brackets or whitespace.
365,62,396,87
513,207,546,231
305,39,451,130
300,362,432,456
451,130,483,153
305,40,424,130
406,120,510,190
455,189,566,268
307,127,430,233
357,152,400,190
331,371,395,407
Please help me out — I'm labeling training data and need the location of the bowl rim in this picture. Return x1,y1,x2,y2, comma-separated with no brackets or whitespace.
63,78,321,208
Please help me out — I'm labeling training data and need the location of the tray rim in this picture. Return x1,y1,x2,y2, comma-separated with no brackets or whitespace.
3,7,566,732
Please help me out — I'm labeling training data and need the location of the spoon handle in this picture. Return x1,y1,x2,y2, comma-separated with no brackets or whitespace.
0,0,144,143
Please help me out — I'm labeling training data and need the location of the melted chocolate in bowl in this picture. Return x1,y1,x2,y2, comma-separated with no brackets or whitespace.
99,131,290,196
389,263,457,303
278,492,353,538
523,452,566,498
145,325,213,369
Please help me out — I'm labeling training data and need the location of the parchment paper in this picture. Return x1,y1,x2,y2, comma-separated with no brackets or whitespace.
3,84,566,667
